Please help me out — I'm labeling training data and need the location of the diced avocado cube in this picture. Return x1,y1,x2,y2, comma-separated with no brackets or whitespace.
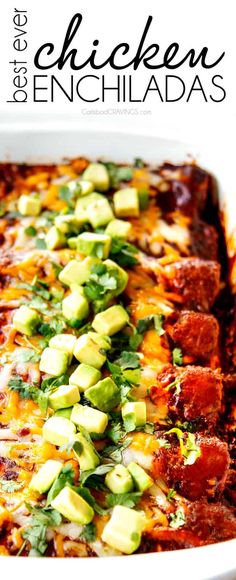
114,188,140,218
101,505,145,554
70,284,85,296
43,416,76,446
49,334,77,364
29,460,62,494
68,237,78,249
73,334,106,369
62,291,89,323
88,197,114,229
18,194,41,217
59,257,99,286
39,347,69,376
54,408,72,420
85,377,120,412
45,226,66,250
73,432,100,470
51,486,94,525
69,363,101,391
75,192,103,222
76,232,111,260
87,332,111,351
122,402,146,429
92,305,129,336
55,214,80,235
127,462,153,492
103,259,128,295
82,162,109,192
12,305,40,336
105,464,133,494
105,219,132,239
78,180,94,196
71,403,108,434
49,384,80,411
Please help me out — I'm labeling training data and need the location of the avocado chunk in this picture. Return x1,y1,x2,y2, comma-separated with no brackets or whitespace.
127,462,153,492
88,197,114,228
59,257,99,286
71,404,108,434
101,505,145,554
87,332,111,351
18,194,41,216
43,416,76,446
49,334,77,364
73,432,100,470
82,162,109,192
29,460,62,494
62,291,89,324
92,305,129,336
67,237,78,249
105,219,132,239
13,305,40,337
54,408,72,420
103,259,128,295
55,214,80,235
122,402,146,429
49,384,80,411
45,226,66,250
73,334,106,369
39,347,69,376
76,232,111,260
105,464,133,494
75,192,103,222
114,188,140,218
69,363,101,391
78,180,94,196
85,377,120,412
51,486,94,525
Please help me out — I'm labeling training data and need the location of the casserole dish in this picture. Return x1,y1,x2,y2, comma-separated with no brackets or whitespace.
0,125,235,579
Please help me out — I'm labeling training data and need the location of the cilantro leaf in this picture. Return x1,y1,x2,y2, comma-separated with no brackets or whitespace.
172,348,183,366
106,492,142,509
166,428,201,465
104,163,133,188
80,463,114,487
80,522,97,542
169,507,185,529
166,488,176,501
46,464,75,505
137,314,165,337
115,351,140,370
102,438,131,463
23,505,62,556
24,226,37,237
109,238,139,268
35,237,47,249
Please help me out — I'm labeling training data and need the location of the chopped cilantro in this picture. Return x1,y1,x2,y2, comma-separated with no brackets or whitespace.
137,314,165,337
8,377,48,414
138,189,149,210
166,488,176,501
102,438,132,463
35,237,47,249
22,504,62,556
80,464,114,487
172,348,183,366
109,237,139,268
157,438,171,449
59,182,81,208
104,163,133,188
46,464,75,505
115,351,141,370
24,226,37,237
106,491,142,509
134,158,145,168
80,522,97,542
169,507,185,529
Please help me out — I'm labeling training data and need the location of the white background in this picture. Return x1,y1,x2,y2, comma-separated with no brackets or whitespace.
0,0,235,143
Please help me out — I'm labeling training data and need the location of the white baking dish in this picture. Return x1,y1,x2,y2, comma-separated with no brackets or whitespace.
0,125,235,580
